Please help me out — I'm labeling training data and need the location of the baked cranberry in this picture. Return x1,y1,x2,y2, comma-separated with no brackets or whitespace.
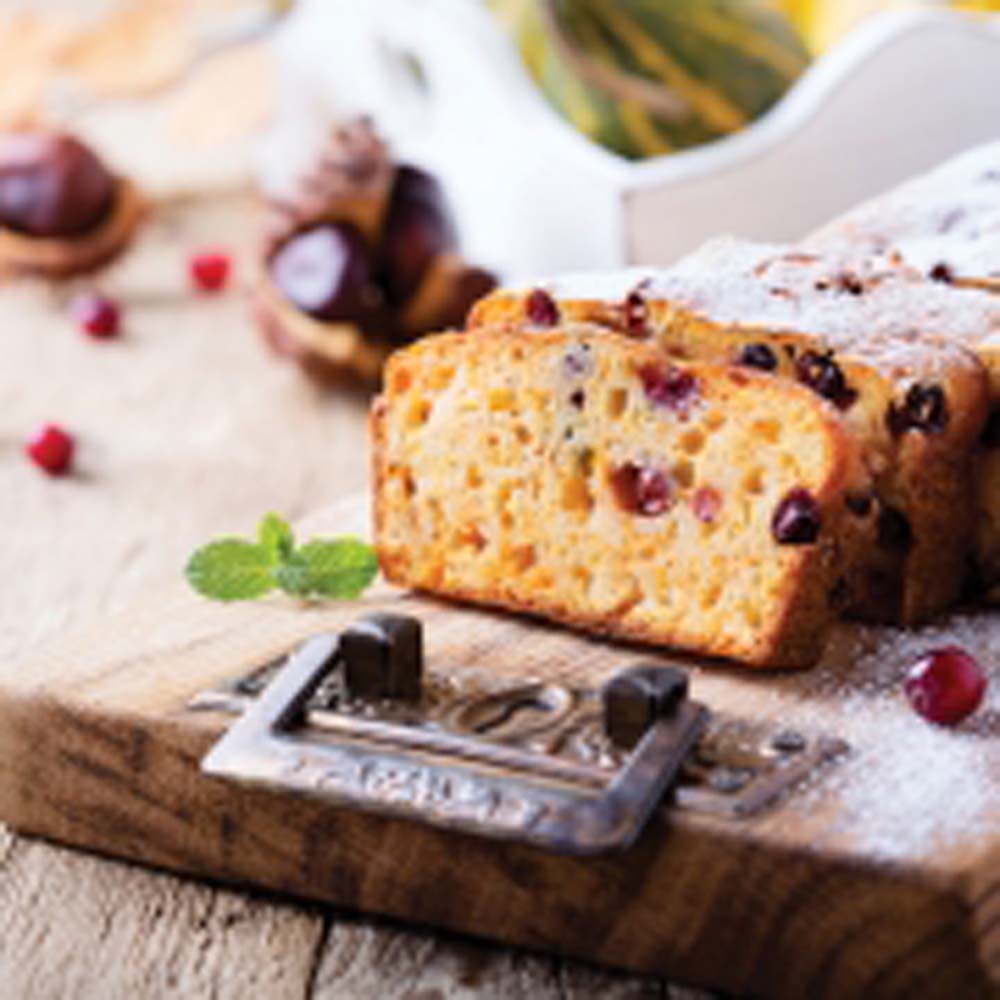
271,223,374,322
929,262,954,284
692,486,722,523
610,463,674,516
381,165,456,303
0,132,114,237
24,423,74,475
877,506,912,551
71,293,119,338
622,287,648,337
771,488,821,544
525,288,559,327
639,363,698,415
903,647,986,725
887,383,948,435
737,342,777,371
569,389,585,409
795,350,856,409
189,249,231,292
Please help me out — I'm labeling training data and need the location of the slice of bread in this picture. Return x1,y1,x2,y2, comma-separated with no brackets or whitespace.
372,325,860,669
470,241,993,624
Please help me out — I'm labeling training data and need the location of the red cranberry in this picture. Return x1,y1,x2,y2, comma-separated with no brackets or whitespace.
737,342,778,371
795,350,856,409
24,423,75,475
771,488,821,544
886,383,948,436
622,287,648,337
71,293,119,338
692,486,722,523
835,272,864,295
271,223,374,322
903,646,986,725
189,249,231,292
609,463,674,516
0,132,114,237
381,165,456,303
639,363,699,415
525,288,559,327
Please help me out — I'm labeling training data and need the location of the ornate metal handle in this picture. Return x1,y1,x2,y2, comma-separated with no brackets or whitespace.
202,614,709,855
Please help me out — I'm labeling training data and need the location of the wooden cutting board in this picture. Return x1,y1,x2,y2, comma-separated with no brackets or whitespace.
1,496,997,1000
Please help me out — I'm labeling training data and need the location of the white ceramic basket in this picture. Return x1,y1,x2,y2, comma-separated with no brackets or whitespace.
260,2,1000,281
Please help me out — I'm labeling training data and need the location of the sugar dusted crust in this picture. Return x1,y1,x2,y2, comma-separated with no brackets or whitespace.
0,178,142,278
811,140,1000,287
372,326,858,669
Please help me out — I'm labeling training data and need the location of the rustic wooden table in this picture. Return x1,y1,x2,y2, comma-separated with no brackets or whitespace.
0,193,711,999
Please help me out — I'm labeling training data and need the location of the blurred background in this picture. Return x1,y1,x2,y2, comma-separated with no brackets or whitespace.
5,0,1000,280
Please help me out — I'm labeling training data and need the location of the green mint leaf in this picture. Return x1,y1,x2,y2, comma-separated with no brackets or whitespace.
273,552,313,598
294,537,379,599
258,512,295,563
185,540,276,601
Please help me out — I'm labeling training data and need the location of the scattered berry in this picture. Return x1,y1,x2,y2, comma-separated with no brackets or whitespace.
71,293,120,338
903,646,986,726
525,288,559,327
771,488,821,544
189,249,231,293
24,423,75,475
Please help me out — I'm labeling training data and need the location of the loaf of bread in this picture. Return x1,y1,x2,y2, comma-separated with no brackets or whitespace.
372,324,862,668
809,143,1000,600
470,239,995,624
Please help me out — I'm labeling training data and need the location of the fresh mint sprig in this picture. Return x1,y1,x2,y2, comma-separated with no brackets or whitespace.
185,513,377,602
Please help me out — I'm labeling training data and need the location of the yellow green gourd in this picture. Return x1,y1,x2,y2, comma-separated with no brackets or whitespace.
491,0,811,159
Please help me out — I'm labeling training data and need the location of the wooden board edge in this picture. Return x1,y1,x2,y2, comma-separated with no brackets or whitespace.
0,686,993,999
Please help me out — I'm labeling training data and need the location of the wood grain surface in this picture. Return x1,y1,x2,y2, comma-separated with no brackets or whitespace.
0,193,688,999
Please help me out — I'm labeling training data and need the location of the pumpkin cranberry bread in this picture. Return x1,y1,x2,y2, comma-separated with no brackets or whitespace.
470,240,994,624
372,324,862,669
810,143,1000,599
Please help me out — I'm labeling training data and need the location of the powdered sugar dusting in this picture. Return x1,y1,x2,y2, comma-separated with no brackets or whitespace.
813,139,1000,283
688,611,1000,865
